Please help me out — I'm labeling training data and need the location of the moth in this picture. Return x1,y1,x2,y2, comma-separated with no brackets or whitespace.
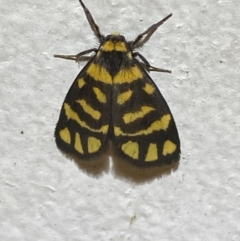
54,0,180,167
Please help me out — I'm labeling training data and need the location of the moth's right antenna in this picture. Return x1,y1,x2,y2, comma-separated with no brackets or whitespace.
132,13,172,49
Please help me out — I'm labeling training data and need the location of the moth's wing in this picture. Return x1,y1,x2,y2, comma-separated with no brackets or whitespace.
55,59,112,160
112,61,180,167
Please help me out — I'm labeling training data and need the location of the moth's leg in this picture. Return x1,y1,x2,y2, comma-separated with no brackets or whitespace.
133,52,171,73
54,48,97,63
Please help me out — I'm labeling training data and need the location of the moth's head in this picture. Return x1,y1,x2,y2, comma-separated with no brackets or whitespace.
100,32,129,52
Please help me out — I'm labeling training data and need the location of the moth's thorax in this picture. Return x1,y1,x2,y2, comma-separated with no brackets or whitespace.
96,33,133,75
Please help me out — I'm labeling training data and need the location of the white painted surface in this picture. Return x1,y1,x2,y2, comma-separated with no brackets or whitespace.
1,0,239,240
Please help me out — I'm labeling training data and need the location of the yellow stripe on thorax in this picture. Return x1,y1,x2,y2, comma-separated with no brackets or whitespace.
102,40,128,52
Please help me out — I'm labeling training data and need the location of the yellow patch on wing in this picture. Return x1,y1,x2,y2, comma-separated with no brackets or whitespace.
78,78,86,89
59,127,71,144
123,106,155,124
74,132,84,154
64,103,108,134
76,99,101,120
113,66,143,84
114,114,171,136
93,87,107,103
145,143,158,162
121,141,139,159
143,83,155,95
88,136,101,153
87,63,112,84
117,90,133,105
162,140,176,156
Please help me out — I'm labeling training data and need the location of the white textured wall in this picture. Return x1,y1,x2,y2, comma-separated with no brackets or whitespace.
1,0,239,240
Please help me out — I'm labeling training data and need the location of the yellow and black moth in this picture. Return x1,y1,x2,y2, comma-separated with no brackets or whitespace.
54,0,180,167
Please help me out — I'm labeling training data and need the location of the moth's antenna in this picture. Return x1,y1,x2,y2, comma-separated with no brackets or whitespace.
79,0,104,42
132,13,172,49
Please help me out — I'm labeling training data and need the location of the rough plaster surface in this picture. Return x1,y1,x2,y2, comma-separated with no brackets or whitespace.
0,0,240,240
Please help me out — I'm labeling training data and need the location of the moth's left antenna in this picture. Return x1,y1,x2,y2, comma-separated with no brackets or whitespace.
79,0,104,42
